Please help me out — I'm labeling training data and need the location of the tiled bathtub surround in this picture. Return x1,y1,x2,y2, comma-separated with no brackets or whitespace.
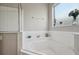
21,31,77,55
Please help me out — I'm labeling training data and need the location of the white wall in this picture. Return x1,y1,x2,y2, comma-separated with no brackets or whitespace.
0,6,18,32
0,4,48,32
22,3,48,31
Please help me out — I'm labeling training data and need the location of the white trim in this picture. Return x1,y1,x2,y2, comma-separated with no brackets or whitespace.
21,49,43,55
18,3,24,32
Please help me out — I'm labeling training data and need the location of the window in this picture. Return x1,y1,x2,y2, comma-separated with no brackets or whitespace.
54,3,79,27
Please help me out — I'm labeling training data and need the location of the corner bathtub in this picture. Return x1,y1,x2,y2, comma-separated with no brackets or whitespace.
21,38,75,55
21,31,76,55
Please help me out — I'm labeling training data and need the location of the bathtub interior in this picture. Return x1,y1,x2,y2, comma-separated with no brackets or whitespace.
22,31,75,55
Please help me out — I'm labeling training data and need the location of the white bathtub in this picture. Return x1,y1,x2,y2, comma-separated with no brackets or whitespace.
21,31,75,55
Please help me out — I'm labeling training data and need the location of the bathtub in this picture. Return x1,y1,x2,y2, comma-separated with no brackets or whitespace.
21,31,75,55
